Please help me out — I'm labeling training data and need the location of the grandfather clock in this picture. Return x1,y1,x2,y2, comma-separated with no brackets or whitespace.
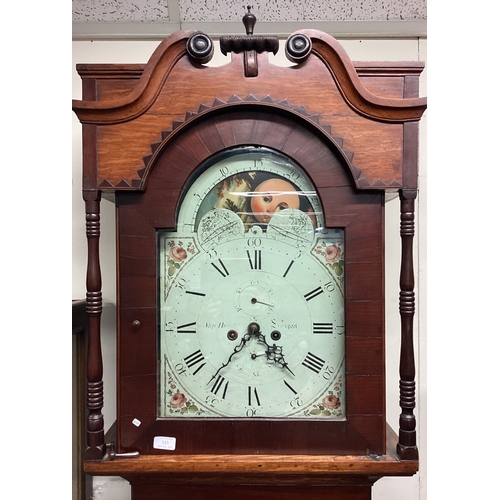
73,10,426,500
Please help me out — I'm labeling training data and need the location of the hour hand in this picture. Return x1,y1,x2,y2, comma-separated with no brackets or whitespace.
282,360,295,376
248,324,294,376
267,344,295,376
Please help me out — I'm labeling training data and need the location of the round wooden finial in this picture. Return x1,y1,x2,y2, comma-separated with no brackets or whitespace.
243,5,256,35
186,32,214,64
285,34,312,63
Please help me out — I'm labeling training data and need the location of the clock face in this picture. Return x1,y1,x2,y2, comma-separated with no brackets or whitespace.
158,147,345,419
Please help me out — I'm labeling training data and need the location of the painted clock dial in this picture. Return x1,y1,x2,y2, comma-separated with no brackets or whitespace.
158,147,345,419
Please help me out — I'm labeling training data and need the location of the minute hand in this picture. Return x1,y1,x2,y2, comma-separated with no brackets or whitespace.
208,333,250,384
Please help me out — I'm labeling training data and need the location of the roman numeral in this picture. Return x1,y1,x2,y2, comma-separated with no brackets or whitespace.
247,249,262,270
302,352,326,374
184,350,206,375
211,259,229,277
248,386,261,406
210,375,229,398
304,286,324,301
313,322,334,334
283,380,297,395
177,321,196,334
283,260,294,278
185,290,206,297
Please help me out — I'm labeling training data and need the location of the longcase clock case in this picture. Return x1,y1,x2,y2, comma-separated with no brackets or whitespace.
116,109,384,455
73,21,426,500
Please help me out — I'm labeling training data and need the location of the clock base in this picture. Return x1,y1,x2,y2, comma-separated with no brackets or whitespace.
129,482,374,500
84,425,417,500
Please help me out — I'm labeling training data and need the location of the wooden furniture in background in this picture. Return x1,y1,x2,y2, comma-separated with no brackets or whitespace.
72,300,91,500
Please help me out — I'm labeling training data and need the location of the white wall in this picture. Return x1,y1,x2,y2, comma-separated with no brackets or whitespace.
72,36,427,500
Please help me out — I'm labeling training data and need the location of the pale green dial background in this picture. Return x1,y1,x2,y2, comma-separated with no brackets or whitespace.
158,147,345,419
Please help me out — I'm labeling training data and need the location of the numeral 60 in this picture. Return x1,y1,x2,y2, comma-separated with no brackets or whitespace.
247,237,262,247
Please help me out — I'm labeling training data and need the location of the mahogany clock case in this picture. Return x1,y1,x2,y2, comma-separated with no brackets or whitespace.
73,27,426,471
115,105,386,456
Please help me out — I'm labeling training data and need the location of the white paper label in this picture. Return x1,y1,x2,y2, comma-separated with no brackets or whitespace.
132,418,141,427
153,436,176,450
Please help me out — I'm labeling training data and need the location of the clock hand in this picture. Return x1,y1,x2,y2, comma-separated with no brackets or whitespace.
209,323,295,383
247,323,295,376
250,351,267,359
266,344,295,376
250,297,274,308
208,331,251,383
249,342,294,375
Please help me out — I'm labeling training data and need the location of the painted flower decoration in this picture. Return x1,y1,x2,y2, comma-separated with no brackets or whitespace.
314,241,344,278
170,392,187,409
164,372,204,416
166,240,195,278
169,245,188,263
303,381,343,418
324,244,341,263
322,394,341,410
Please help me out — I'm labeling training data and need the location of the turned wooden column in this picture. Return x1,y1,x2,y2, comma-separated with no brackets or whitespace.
83,189,105,460
397,188,418,460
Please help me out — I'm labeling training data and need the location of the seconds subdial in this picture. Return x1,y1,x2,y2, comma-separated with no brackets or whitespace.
235,281,275,317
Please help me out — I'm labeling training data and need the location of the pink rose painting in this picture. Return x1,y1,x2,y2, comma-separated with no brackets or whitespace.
169,245,188,263
304,386,343,418
315,241,344,278
165,372,204,416
169,392,187,409
166,240,195,278
322,394,341,410
324,244,341,263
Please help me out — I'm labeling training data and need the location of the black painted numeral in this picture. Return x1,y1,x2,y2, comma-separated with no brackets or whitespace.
247,250,262,270
184,350,206,375
211,259,230,277
177,321,196,334
302,352,326,374
283,380,297,395
313,322,334,334
304,286,324,301
248,386,261,406
283,260,294,278
210,375,229,399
